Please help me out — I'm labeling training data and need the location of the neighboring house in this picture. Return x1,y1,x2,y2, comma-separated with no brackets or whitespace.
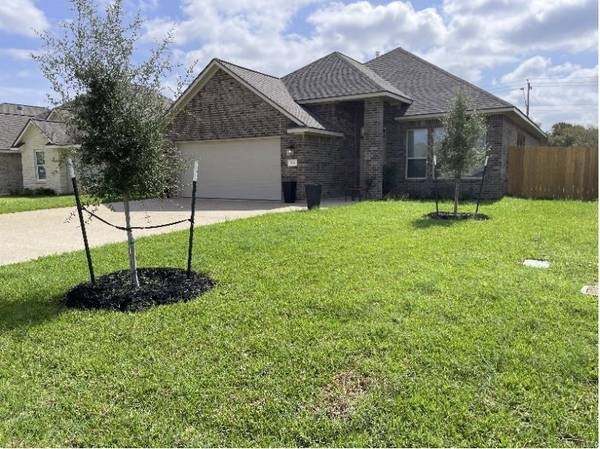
170,47,544,200
0,103,50,195
12,118,75,194
0,102,75,195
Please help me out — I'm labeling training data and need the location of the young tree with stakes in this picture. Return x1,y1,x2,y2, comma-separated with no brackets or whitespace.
435,91,489,215
35,0,185,287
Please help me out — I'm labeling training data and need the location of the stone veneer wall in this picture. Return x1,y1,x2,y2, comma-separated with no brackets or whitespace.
0,152,23,195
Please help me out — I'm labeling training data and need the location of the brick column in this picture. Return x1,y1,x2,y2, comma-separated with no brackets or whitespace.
360,98,385,198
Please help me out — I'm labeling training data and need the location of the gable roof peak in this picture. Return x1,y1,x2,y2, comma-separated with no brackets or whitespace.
366,45,512,115
282,50,412,103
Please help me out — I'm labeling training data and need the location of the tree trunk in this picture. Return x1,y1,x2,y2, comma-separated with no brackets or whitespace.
453,179,460,215
123,195,140,288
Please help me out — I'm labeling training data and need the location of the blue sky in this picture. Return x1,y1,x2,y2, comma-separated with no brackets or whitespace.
0,0,597,130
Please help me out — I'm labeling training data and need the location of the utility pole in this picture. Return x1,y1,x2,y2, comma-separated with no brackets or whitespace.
521,79,532,116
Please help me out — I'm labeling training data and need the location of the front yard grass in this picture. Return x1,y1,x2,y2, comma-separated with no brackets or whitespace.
0,198,596,446
0,194,79,214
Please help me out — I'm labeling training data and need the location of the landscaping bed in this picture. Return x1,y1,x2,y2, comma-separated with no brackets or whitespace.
64,267,214,312
425,211,489,220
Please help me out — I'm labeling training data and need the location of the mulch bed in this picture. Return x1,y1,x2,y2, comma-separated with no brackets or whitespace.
425,211,489,220
64,267,215,312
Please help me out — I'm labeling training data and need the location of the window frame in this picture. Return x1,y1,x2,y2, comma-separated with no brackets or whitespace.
405,128,428,180
34,150,47,182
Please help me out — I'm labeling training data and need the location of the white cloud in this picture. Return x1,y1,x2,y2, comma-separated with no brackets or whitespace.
308,1,447,55
150,0,597,81
0,0,48,37
0,48,37,60
0,84,50,105
497,56,598,128
135,0,599,126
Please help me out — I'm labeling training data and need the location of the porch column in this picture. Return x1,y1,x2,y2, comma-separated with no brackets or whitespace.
360,98,385,198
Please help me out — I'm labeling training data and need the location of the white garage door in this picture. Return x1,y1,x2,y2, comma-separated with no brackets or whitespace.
178,137,281,200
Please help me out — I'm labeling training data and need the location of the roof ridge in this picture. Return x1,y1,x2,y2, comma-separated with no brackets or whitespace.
0,111,41,118
281,52,337,80
0,102,49,108
216,58,280,80
333,52,378,87
336,51,412,99
369,47,510,108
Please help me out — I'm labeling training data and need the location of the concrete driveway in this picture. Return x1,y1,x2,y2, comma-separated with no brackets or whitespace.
0,198,328,266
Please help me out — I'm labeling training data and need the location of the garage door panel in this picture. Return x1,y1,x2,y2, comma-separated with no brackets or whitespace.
178,137,281,200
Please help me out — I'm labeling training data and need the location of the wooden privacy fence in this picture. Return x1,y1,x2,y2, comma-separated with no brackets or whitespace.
507,146,598,200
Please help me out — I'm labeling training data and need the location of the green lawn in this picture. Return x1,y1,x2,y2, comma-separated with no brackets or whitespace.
0,198,597,447
0,194,78,214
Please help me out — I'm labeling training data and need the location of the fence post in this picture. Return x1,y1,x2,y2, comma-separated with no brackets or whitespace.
68,159,95,285
187,160,198,278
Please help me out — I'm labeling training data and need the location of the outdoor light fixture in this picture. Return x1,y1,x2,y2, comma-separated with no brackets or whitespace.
285,145,295,157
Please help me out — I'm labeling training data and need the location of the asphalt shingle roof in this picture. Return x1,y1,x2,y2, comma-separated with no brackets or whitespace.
29,119,74,145
218,60,325,129
282,52,411,102
366,47,512,116
0,113,31,149
0,103,50,118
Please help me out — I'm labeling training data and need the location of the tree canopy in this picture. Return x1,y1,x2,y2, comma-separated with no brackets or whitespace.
435,91,489,214
546,122,598,148
34,0,183,202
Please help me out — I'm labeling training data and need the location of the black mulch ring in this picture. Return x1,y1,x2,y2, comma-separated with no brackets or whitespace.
424,211,489,220
64,267,215,312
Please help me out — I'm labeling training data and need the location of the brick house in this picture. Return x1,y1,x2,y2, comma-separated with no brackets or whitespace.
171,47,544,201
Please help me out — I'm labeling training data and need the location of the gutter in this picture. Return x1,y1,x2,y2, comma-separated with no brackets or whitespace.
297,91,413,105
287,127,344,137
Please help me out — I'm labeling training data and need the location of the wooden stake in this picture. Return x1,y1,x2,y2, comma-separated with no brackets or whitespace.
433,155,439,216
68,159,95,285
187,160,198,278
475,155,489,214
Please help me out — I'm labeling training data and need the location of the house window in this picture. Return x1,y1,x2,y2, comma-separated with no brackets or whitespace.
406,129,427,179
35,150,46,181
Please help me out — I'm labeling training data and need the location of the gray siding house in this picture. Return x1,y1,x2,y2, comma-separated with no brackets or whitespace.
171,47,544,201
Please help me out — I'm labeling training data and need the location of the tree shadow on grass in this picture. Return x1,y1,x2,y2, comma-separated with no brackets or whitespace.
411,216,463,229
0,294,65,333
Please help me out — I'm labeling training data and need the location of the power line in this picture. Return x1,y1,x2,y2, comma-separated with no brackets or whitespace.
480,77,598,91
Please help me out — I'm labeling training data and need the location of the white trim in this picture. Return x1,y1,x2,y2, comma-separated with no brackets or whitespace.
395,106,546,139
287,127,344,137
297,91,412,105
170,59,306,128
11,118,34,147
34,149,47,182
